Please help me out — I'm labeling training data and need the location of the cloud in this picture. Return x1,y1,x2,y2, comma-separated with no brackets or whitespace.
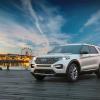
80,10,100,32
39,15,69,45
79,32,100,45
0,0,69,55
84,10,100,27
0,16,48,53
21,0,69,42
20,0,69,53
21,0,49,52
79,10,100,44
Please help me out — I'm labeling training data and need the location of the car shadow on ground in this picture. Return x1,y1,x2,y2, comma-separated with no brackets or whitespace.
33,74,98,83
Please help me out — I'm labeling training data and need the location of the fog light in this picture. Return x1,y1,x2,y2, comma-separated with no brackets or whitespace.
31,64,34,68
54,64,63,69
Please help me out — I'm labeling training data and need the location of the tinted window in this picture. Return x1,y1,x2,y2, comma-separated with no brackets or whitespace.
81,45,90,54
48,45,82,54
89,46,98,54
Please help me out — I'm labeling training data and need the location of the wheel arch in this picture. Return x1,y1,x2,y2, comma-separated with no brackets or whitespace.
67,59,81,73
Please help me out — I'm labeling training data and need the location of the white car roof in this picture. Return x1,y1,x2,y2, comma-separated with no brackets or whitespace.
59,43,99,47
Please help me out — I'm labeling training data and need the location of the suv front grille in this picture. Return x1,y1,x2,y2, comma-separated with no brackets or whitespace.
35,57,60,64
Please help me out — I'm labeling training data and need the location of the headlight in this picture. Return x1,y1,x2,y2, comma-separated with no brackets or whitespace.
33,56,36,61
54,64,63,69
57,57,70,61
62,56,70,60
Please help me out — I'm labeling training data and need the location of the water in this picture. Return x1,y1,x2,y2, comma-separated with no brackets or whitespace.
0,70,100,100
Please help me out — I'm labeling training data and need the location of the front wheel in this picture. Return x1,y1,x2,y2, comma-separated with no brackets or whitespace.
67,63,79,82
95,65,100,78
33,74,45,81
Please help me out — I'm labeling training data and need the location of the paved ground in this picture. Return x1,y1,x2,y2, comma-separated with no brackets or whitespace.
0,70,100,100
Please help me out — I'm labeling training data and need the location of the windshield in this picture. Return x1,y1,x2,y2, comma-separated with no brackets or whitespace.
48,45,82,54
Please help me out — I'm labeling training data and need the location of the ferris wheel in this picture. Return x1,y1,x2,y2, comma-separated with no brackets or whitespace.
21,48,33,56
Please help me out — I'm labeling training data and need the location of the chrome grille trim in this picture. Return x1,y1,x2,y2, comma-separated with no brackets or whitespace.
35,57,60,64
36,64,51,67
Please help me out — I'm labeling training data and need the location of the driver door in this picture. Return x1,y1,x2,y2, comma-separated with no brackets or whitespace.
80,45,92,71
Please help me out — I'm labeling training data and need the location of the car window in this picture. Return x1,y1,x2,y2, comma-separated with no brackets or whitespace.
48,45,82,54
98,48,100,51
81,45,90,54
89,46,98,54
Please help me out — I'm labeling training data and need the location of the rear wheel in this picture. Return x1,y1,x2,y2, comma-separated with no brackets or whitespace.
95,65,100,78
33,74,45,81
67,63,79,82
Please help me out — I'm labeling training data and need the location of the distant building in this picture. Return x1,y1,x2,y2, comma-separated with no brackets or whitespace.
0,54,33,69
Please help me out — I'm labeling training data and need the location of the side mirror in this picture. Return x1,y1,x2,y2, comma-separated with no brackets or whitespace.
80,51,88,54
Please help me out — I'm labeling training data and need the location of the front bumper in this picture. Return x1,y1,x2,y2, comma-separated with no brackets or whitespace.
30,59,70,76
33,69,55,76
30,66,67,76
31,69,67,77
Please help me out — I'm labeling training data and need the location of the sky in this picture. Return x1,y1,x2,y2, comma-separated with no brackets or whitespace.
0,0,100,54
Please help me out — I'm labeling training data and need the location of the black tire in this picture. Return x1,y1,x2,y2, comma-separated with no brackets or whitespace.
33,74,45,81
67,63,79,82
95,65,100,78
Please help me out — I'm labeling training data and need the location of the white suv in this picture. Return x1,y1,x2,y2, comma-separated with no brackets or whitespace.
30,44,100,82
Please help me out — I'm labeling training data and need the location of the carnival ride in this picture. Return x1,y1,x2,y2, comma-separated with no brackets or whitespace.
0,48,33,69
